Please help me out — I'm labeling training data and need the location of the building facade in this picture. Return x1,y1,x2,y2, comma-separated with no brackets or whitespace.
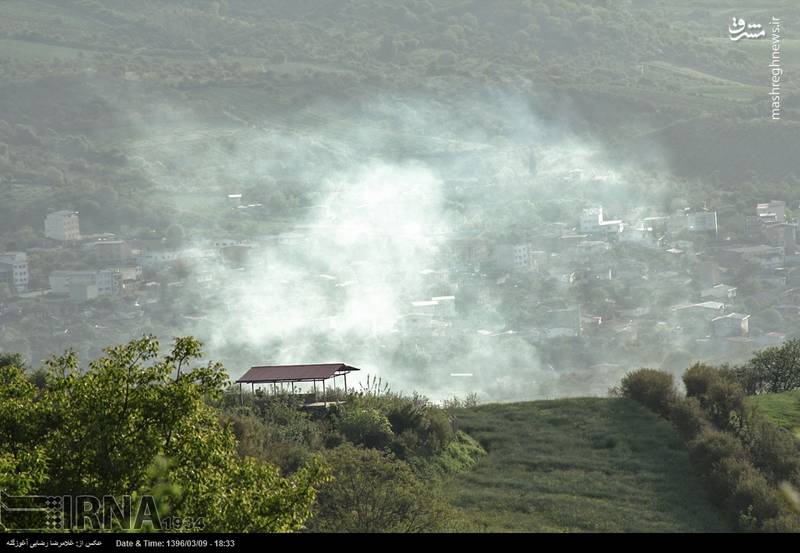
0,252,29,293
45,210,80,241
49,269,118,296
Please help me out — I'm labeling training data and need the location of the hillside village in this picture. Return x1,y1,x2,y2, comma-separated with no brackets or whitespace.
2,191,798,393
2,0,800,537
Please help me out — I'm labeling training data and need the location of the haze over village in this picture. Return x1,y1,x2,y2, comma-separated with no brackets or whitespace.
3,129,798,401
4,0,800,536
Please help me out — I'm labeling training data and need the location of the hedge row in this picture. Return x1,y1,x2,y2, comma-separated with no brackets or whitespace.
618,365,800,531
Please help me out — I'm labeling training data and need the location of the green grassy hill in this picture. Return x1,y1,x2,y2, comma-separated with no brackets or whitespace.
446,398,728,532
748,390,800,434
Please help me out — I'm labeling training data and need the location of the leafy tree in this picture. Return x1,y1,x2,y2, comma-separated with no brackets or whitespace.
0,352,27,370
307,444,457,533
0,337,328,532
735,339,800,395
0,362,47,495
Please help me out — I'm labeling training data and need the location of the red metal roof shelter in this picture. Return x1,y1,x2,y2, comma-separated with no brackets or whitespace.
237,363,359,383
235,363,360,402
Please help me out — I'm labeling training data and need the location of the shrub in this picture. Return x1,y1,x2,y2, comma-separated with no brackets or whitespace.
389,429,422,460
715,456,783,527
424,408,455,452
738,411,800,485
307,444,458,533
704,378,747,430
442,393,479,409
357,393,456,455
683,363,721,398
686,431,788,529
619,368,676,417
688,428,746,476
337,407,393,449
670,397,708,441
760,506,800,532
386,400,426,435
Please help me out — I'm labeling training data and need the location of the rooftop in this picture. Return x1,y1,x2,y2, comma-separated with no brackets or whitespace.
236,363,360,383
713,313,751,322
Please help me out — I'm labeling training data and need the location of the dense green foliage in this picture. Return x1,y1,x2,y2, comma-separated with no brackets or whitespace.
730,339,800,395
617,368,676,417
0,336,486,533
218,386,483,532
0,336,328,532
306,444,463,533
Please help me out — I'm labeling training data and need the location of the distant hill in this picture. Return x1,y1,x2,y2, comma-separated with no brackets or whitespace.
446,397,728,532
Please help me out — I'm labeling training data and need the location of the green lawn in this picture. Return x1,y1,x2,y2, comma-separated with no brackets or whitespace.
446,398,728,532
748,390,800,434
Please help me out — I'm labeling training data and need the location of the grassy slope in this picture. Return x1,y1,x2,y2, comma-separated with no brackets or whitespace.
748,390,800,434
446,398,728,532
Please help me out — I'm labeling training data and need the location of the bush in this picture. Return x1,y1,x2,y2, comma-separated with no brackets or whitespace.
704,378,747,430
619,368,677,417
683,363,721,398
688,428,746,476
715,456,783,527
307,444,459,533
761,511,800,532
686,430,790,529
356,393,456,456
424,408,455,453
670,397,708,441
337,407,393,449
386,399,426,435
738,411,800,485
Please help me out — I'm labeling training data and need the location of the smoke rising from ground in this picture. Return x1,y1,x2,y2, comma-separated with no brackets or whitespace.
123,93,676,401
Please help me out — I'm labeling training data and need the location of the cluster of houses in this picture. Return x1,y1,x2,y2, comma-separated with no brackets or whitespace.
0,210,255,306
441,201,799,363
1,197,798,373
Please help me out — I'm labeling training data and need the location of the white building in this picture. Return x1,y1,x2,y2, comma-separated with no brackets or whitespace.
674,302,726,324
619,225,660,248
0,252,29,293
671,209,718,235
700,284,737,301
69,282,99,303
49,269,118,296
712,313,750,338
45,210,80,241
138,250,181,269
494,243,532,271
686,211,718,233
757,201,786,224
579,207,623,235
580,207,603,233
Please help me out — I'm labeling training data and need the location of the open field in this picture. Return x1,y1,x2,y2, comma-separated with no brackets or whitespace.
446,398,728,532
749,390,800,434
